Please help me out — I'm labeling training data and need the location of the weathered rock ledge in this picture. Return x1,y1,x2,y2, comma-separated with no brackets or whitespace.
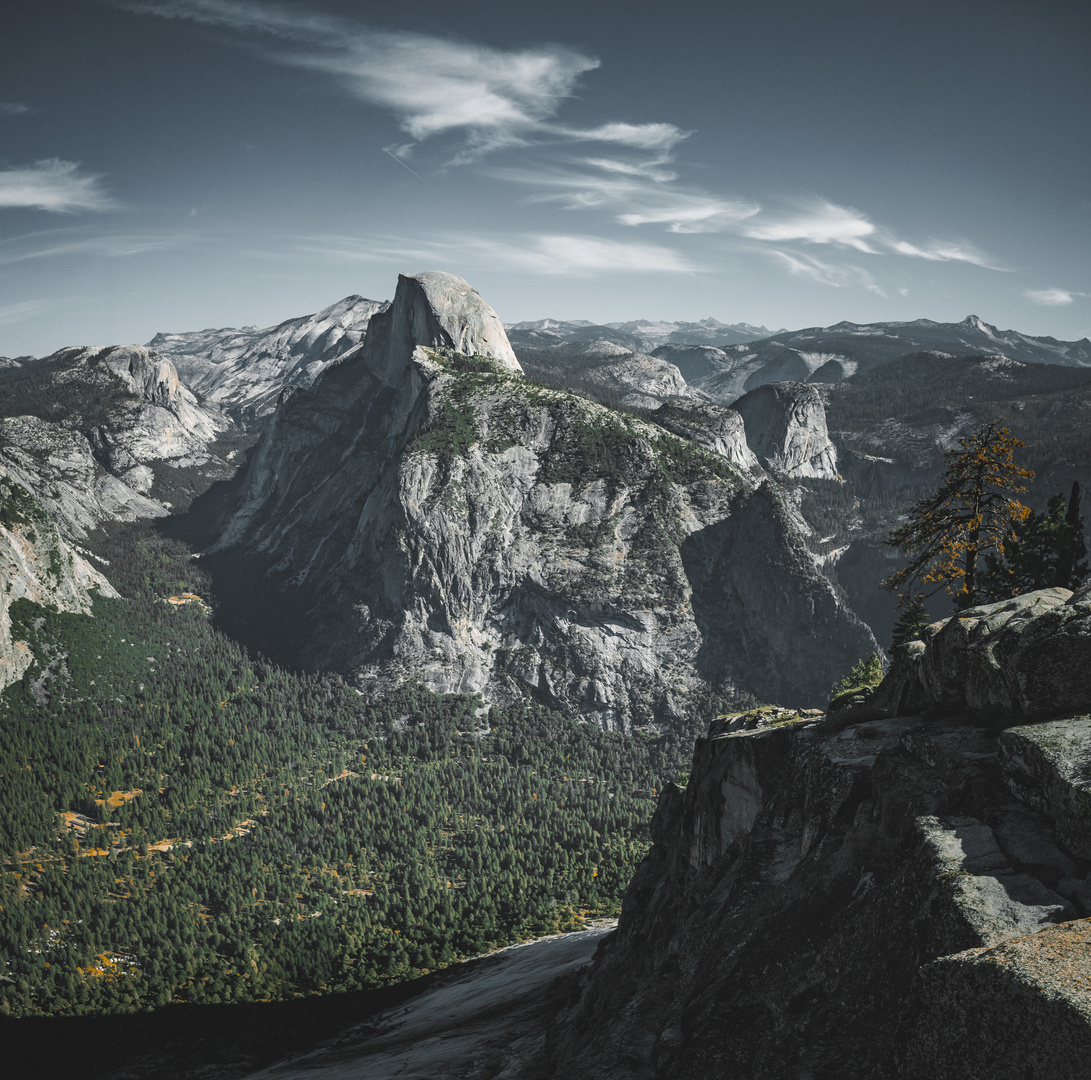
838,584,1091,724
537,589,1091,1078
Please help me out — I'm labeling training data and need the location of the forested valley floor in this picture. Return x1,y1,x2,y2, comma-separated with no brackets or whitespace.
0,523,684,1022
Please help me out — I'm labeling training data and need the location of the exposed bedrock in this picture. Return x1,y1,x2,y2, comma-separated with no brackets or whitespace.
541,706,1091,1079
0,471,117,688
844,585,1091,725
539,588,1091,1078
732,381,839,480
204,272,877,728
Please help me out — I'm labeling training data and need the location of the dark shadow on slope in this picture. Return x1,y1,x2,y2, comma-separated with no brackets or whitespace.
3,972,437,1080
680,483,877,707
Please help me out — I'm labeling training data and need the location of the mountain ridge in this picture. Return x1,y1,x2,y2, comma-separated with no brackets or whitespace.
199,271,876,724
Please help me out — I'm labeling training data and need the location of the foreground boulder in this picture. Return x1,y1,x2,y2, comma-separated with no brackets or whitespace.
848,585,1091,723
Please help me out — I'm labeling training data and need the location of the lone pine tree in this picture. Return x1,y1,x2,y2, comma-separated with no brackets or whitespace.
883,423,1033,609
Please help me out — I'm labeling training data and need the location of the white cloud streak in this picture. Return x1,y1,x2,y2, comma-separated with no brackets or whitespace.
1025,288,1085,306
0,103,33,115
0,299,51,326
297,231,701,276
0,230,190,266
767,249,885,295
494,163,759,234
0,159,115,212
744,200,877,252
889,239,1004,269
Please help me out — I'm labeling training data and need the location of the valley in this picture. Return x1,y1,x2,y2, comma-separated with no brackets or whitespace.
2,271,1091,1077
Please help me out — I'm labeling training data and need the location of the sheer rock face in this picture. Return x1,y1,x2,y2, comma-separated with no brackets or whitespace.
539,586,1091,1079
648,402,760,473
207,272,876,726
90,346,225,474
732,381,839,480
542,705,1091,1078
0,471,116,688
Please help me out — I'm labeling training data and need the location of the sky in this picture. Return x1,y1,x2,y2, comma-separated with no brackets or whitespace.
1,0,1090,356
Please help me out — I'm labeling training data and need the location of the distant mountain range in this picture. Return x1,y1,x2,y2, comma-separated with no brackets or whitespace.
126,300,1091,421
505,317,778,352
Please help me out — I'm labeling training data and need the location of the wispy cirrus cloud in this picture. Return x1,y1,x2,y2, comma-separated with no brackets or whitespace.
743,200,878,252
889,238,1005,270
0,159,115,212
1025,287,1086,306
121,0,1009,300
494,162,759,234
0,299,51,326
297,231,701,276
0,103,34,116
0,228,191,266
121,0,689,161
767,249,885,295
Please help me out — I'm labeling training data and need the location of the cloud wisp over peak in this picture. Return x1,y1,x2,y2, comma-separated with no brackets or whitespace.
297,230,702,276
0,159,115,213
113,0,1027,307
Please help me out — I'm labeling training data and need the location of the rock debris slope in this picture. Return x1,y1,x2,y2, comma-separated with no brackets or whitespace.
205,271,876,727
540,586,1091,1079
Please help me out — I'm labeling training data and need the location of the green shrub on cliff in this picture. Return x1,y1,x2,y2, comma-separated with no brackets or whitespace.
828,653,884,710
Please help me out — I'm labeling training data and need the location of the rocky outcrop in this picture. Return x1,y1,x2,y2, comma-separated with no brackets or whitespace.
538,593,1091,1079
0,345,231,531
541,715,1091,1078
516,340,701,411
648,402,760,473
204,271,876,726
150,295,389,416
0,471,116,688
844,586,1091,724
732,381,839,480
0,416,166,538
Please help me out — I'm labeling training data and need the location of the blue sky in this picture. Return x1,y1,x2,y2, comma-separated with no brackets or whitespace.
2,0,1089,355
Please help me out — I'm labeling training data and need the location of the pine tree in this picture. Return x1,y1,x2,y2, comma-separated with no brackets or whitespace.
979,480,1089,600
883,423,1033,608
891,595,932,649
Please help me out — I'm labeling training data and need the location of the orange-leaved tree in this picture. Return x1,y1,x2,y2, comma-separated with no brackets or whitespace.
883,423,1034,609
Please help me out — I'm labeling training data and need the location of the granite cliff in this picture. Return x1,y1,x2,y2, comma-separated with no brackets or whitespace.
0,472,116,688
732,382,839,481
150,295,389,417
540,586,1091,1079
203,271,877,728
0,344,231,535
